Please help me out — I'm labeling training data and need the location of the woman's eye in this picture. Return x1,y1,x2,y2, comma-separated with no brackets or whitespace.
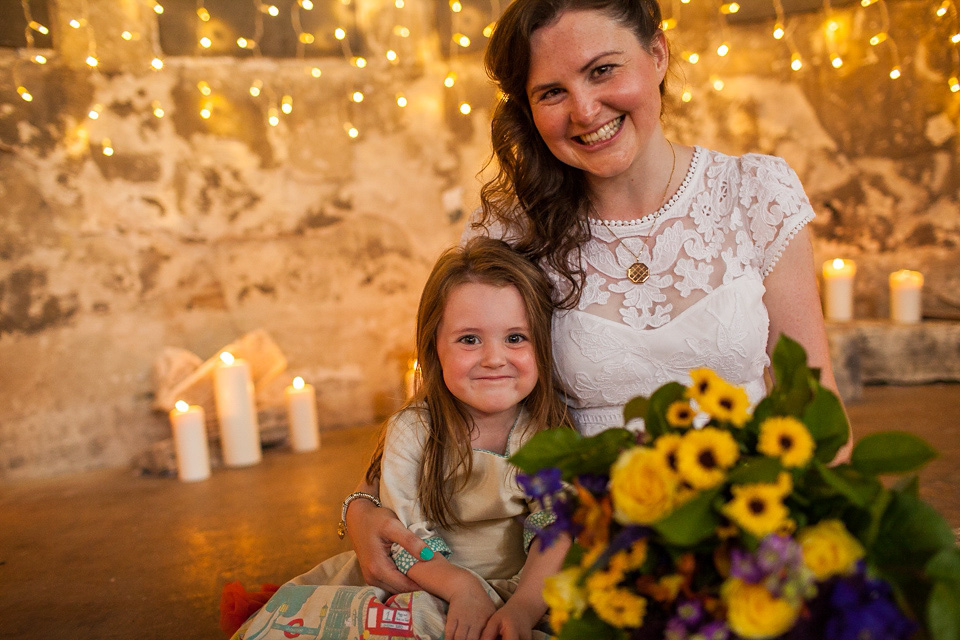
537,88,562,102
592,64,615,78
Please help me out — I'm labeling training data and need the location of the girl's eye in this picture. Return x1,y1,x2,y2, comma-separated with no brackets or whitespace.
458,335,479,345
507,333,529,344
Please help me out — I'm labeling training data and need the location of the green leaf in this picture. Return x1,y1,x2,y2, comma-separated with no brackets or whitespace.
852,432,937,475
622,396,649,429
811,460,882,508
653,488,721,546
769,334,816,416
509,428,636,479
927,548,960,586
872,489,956,571
643,382,687,438
803,386,850,463
559,610,626,640
928,581,960,640
727,456,783,485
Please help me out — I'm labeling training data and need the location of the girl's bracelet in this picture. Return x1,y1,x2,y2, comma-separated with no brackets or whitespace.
337,491,381,539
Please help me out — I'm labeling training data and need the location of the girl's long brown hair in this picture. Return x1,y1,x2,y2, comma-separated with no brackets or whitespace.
365,237,572,529
477,0,667,309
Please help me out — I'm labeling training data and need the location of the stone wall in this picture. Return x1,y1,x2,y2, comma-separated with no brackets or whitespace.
1,0,958,480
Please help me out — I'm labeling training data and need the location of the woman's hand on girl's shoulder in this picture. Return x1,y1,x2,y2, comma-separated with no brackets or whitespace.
347,500,422,593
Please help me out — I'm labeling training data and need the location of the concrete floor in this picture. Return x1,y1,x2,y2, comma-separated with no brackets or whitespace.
1,384,958,640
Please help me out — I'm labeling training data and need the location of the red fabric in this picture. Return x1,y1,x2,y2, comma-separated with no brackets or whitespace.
219,581,281,637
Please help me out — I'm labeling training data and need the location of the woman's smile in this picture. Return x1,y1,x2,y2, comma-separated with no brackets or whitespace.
575,115,626,146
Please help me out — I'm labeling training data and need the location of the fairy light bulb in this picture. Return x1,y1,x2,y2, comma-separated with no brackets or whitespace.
950,77,960,92
720,2,740,14
122,30,134,40
444,72,457,87
395,0,404,6
334,27,346,40
661,18,677,30
197,7,210,21
17,86,33,102
200,103,212,119
831,56,843,68
281,95,293,114
683,52,699,64
681,86,693,102
937,1,949,16
791,54,803,71
450,0,462,12
889,66,901,79
717,42,730,56
88,106,101,119
310,67,322,78
250,80,262,96
299,33,315,44
268,107,280,126
952,33,960,43
29,21,49,35
198,81,212,96
862,0,875,5
454,33,471,47
102,139,114,156
153,3,164,15
301,0,314,8
773,23,785,40
237,37,248,48
70,19,82,28
33,54,47,64
265,4,279,16
459,102,472,115
483,23,495,37
353,57,367,68
394,25,410,37
712,76,725,91
151,57,164,70
152,101,165,118
396,94,407,107
352,91,364,102
870,32,887,46
386,49,398,61
86,55,99,68
346,124,359,138
200,37,212,48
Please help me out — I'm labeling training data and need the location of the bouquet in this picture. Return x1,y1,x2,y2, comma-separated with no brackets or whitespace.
512,336,959,640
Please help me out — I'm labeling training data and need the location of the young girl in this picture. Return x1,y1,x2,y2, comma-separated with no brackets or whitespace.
226,237,572,640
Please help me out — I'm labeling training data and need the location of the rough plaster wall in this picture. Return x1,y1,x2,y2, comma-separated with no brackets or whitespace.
2,0,959,480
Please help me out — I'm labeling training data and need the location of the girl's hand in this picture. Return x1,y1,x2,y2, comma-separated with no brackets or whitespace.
479,597,540,640
345,499,423,593
445,579,497,640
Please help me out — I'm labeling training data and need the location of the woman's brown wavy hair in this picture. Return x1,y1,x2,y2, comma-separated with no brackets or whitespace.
365,237,572,529
477,0,666,308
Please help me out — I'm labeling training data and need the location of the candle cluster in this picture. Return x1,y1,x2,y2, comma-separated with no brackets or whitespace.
821,260,925,324
167,351,320,482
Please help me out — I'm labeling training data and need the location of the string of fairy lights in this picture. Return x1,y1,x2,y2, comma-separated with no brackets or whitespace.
8,0,960,156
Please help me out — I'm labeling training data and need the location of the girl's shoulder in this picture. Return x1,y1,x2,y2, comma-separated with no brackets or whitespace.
386,404,432,443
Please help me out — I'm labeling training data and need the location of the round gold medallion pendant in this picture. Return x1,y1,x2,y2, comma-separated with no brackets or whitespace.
627,262,650,284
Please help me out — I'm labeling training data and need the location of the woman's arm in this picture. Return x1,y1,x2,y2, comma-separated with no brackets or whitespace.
480,534,572,640
763,226,852,462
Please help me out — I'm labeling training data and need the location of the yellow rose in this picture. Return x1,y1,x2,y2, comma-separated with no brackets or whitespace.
722,578,801,639
797,519,865,580
543,567,587,632
610,447,679,524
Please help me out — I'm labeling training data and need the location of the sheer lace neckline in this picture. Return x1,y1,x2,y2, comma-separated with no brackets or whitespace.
589,146,704,229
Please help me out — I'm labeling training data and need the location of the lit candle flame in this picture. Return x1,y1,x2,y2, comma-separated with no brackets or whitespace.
175,400,189,412
293,376,305,390
220,352,235,365
832,258,846,270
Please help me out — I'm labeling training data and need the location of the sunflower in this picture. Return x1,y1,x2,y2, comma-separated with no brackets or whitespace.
724,473,793,537
687,368,723,402
654,433,684,477
700,384,751,427
573,480,613,549
758,416,815,467
676,427,740,489
586,583,648,629
666,401,696,428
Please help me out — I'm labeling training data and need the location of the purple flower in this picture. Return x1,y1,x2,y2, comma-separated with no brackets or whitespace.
730,535,814,600
824,565,915,640
665,601,729,640
536,496,581,550
577,472,610,497
517,468,563,506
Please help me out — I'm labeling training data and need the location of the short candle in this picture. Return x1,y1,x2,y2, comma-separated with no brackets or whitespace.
889,269,923,324
169,400,211,482
285,376,320,452
822,258,856,322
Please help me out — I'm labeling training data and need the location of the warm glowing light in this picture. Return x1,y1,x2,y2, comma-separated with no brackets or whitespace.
292,376,305,390
681,87,693,102
197,7,211,21
175,400,190,412
122,30,133,40
952,33,960,43
153,102,165,118
951,77,960,92
237,37,249,48
889,67,901,79
88,107,100,119
720,2,740,13
450,0,462,11
347,126,359,138
827,20,840,32
281,95,293,114
299,32,315,44
483,23,495,37
395,0,404,6
397,94,407,107
17,86,32,101
200,104,212,119
712,76,725,91
86,55,99,67
386,49,398,61
352,91,364,102
310,67,322,78
249,83,262,97
353,56,367,68
661,18,677,30
33,54,47,64
937,1,949,16
266,4,279,16
869,32,887,46
29,21,49,35
831,56,843,68
102,139,114,156
394,25,410,37
153,3,164,15
455,33,471,47
335,27,346,40
773,24,785,39
220,352,235,365
301,0,314,8
268,108,280,126
70,19,82,28
862,0,875,5
198,81,212,96
459,102,472,115
831,258,847,270
791,54,803,71
200,37,212,48
717,43,730,56
444,72,457,87
683,51,699,64
151,57,164,70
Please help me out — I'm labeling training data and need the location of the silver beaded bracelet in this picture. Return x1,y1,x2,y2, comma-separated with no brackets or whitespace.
337,491,381,539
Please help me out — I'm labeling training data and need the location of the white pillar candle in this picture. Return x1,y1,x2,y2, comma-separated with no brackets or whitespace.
889,269,924,324
169,401,211,482
285,376,320,452
822,259,856,322
404,359,419,400
213,352,262,467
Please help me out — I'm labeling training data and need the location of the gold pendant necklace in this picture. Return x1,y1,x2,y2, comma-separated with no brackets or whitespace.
595,141,677,285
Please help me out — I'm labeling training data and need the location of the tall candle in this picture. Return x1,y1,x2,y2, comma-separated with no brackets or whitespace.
889,269,924,324
404,358,419,400
169,400,211,482
213,352,262,467
822,259,856,322
285,376,320,452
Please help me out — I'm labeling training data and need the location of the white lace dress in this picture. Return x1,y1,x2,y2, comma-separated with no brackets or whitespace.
467,147,815,435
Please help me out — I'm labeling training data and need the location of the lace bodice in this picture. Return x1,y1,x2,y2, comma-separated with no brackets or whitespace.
465,147,815,435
